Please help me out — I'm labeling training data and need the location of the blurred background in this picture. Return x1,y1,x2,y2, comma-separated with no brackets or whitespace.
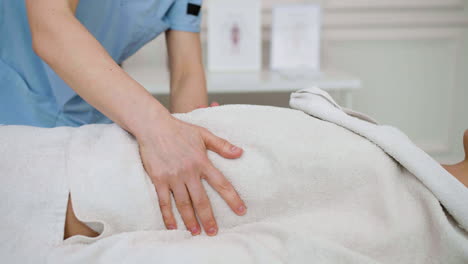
123,0,468,164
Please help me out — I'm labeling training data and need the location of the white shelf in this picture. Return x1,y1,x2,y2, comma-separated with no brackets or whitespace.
125,67,362,94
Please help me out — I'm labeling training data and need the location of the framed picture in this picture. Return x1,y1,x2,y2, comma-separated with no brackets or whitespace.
270,4,322,73
207,0,262,72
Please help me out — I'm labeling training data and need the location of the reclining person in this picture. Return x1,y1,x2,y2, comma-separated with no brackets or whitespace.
443,130,468,187
1,105,467,264
65,127,468,239
2,1,466,262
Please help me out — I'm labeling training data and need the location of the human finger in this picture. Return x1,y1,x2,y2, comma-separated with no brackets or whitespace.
200,129,243,159
186,179,218,236
171,184,201,235
154,184,177,230
204,164,246,216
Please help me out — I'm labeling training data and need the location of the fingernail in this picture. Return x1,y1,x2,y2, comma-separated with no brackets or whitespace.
231,146,239,152
238,205,246,214
190,226,199,235
207,227,217,235
167,225,176,230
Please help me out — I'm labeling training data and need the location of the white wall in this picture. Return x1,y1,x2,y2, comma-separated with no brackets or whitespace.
314,0,468,163
123,0,468,163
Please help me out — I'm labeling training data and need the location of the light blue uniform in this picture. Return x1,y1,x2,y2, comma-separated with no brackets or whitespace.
0,0,202,127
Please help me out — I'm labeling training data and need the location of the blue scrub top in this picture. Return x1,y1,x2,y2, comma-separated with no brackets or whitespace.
0,0,202,127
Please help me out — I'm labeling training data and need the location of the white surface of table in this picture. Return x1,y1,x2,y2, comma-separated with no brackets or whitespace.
125,68,362,95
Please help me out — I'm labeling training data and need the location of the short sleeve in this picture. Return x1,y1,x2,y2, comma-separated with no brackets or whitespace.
165,0,203,32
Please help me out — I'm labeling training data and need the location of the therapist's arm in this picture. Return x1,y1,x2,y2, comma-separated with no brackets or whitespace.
26,0,247,236
166,30,207,113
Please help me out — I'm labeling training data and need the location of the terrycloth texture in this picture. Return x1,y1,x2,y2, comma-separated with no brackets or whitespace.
0,126,73,263
1,103,467,263
290,87,468,231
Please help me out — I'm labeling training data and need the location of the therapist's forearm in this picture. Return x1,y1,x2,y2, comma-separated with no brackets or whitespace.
26,0,169,137
166,30,208,113
170,70,207,113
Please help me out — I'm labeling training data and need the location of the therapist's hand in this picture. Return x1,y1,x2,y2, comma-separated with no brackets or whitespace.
197,101,220,109
137,114,247,236
25,0,245,236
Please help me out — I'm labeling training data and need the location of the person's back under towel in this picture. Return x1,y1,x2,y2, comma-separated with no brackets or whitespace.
1,104,467,264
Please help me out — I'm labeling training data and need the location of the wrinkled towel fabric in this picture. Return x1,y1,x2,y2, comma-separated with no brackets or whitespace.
1,95,467,264
289,87,468,231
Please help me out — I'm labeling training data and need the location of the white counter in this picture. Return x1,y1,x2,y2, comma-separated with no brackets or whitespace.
124,67,362,107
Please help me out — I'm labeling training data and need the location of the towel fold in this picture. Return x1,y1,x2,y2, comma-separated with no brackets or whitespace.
290,87,468,231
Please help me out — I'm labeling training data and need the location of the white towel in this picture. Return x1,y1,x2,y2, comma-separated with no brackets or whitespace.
0,126,72,263
1,100,467,263
289,87,468,231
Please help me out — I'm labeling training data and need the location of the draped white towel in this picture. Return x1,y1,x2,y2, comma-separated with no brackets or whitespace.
289,87,468,231
1,90,467,264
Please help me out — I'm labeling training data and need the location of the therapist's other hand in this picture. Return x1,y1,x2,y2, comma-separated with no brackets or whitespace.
137,115,246,236
197,101,220,109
